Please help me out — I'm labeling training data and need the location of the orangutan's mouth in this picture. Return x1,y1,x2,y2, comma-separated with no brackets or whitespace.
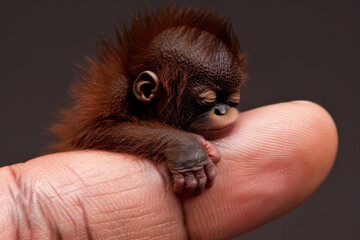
198,121,236,140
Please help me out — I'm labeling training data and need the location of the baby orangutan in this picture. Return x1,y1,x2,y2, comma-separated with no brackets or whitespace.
51,6,246,196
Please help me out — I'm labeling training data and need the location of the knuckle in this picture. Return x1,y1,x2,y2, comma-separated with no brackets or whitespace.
186,181,198,189
3,165,90,239
4,166,61,238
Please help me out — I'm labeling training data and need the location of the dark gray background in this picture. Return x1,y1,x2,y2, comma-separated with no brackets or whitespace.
0,0,359,239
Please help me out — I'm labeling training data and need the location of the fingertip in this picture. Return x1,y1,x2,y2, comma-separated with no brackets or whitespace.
205,141,222,164
184,101,339,239
210,145,222,164
204,163,216,186
172,172,185,194
287,100,338,191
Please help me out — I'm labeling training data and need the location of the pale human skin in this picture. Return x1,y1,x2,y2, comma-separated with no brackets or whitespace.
0,101,338,239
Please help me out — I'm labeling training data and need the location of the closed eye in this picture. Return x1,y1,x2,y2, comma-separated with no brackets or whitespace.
198,89,217,105
227,92,240,104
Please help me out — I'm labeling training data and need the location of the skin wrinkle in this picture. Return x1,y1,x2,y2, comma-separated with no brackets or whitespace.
36,197,63,240
8,164,91,239
43,183,79,234
74,195,93,240
89,205,180,240
7,165,33,239
81,170,144,190
140,223,180,240
1,167,21,239
94,206,143,216
93,202,145,216
63,165,88,188
53,153,148,200
83,184,141,199
90,203,148,225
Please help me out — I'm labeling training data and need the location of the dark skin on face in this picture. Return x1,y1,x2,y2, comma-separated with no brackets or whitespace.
51,6,246,196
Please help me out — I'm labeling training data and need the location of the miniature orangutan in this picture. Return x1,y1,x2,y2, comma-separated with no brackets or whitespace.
51,6,246,196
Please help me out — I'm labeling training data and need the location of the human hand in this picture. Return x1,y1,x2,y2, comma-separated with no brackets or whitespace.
0,101,337,239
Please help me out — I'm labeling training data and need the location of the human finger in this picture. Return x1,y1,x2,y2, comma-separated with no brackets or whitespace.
184,101,338,240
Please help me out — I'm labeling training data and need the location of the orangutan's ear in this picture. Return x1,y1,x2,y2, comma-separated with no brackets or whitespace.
133,70,160,103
